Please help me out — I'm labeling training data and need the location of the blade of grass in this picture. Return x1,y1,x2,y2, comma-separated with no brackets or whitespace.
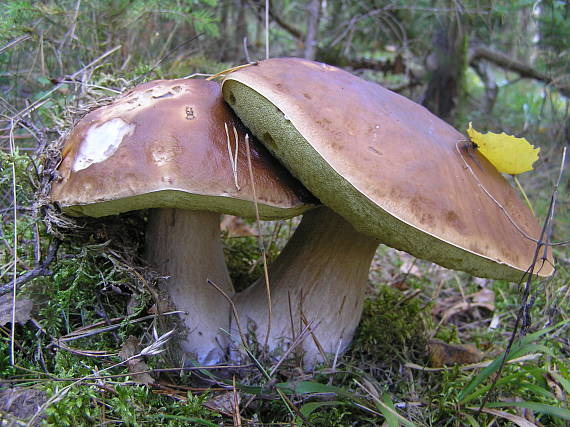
485,401,570,421
354,379,416,427
378,393,400,427
466,406,537,427
9,120,18,366
513,175,535,216
458,319,569,403
298,401,347,419
276,381,351,397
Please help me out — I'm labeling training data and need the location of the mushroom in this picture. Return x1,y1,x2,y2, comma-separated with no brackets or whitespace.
222,58,554,365
50,78,315,364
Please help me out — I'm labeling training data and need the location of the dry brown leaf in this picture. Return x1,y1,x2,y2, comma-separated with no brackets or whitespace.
0,293,33,325
406,353,542,372
399,260,421,278
118,336,155,385
428,339,483,368
203,392,236,417
432,288,496,324
471,288,496,305
0,387,47,424
220,215,256,237
466,406,538,427
544,371,567,402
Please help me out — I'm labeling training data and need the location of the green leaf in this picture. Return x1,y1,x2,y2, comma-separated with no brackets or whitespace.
461,413,481,427
298,400,347,418
276,381,350,397
148,415,220,426
486,401,570,421
372,395,416,427
377,393,400,427
458,320,570,403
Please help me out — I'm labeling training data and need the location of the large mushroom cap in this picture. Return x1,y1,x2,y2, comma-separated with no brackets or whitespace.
51,78,315,219
222,58,553,281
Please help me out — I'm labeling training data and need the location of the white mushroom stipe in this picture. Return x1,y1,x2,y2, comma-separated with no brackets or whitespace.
51,79,315,365
73,118,135,171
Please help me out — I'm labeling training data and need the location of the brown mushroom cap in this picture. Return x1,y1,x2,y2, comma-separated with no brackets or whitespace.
222,58,553,281
51,78,315,218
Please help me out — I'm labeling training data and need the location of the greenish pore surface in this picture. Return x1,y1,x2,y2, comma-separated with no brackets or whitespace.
222,80,523,282
62,189,310,220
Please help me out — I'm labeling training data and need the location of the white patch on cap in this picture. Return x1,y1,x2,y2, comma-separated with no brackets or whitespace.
72,118,135,171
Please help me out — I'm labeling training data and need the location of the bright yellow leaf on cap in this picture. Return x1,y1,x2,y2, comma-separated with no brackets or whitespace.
466,122,540,175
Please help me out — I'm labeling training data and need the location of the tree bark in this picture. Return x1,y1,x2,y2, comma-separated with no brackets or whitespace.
303,0,321,60
472,60,498,114
421,18,466,120
235,0,248,62
247,0,304,40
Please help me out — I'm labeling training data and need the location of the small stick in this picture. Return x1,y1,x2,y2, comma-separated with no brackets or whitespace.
245,135,272,350
223,123,240,190
232,125,240,188
205,62,257,81
299,309,328,363
456,141,539,245
269,319,319,377
10,45,122,121
9,119,18,366
0,240,61,296
0,35,31,55
232,375,242,427
207,279,246,347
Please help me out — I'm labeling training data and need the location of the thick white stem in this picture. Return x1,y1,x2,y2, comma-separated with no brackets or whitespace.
146,208,234,365
232,207,379,366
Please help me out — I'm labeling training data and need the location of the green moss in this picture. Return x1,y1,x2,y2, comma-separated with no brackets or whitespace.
223,233,265,292
350,286,430,366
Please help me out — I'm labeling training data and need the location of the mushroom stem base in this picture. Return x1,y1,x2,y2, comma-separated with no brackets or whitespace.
232,206,379,367
146,208,234,365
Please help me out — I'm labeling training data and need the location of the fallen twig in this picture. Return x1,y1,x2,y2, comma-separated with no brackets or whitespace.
0,239,61,296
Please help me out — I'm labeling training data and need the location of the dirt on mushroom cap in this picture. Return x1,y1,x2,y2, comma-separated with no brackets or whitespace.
51,79,316,219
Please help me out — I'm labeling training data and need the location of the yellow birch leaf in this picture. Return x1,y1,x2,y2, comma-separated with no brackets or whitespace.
466,122,540,175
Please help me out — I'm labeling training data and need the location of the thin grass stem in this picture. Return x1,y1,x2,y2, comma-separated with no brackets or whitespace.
513,175,535,216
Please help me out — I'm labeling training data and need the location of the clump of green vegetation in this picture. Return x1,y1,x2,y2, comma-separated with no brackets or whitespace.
350,285,431,369
223,233,266,292
223,219,295,291
41,381,222,426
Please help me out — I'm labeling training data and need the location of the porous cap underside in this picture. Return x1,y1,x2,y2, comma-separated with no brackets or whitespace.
222,58,553,279
51,79,315,219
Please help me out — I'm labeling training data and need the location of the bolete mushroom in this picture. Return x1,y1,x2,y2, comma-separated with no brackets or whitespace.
222,58,553,365
50,78,315,364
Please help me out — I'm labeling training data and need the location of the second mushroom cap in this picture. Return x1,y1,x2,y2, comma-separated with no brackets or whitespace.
222,57,553,281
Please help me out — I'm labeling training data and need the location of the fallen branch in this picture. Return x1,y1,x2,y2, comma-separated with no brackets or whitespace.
0,239,61,296
470,45,569,97
246,0,304,40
